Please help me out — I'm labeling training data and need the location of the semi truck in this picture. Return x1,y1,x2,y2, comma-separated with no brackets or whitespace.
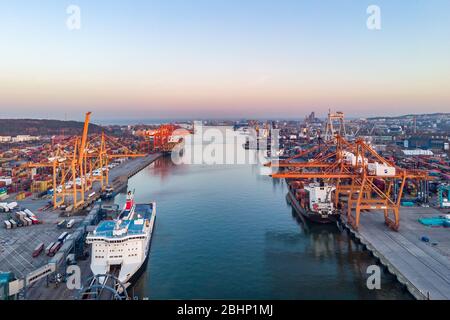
32,243,45,258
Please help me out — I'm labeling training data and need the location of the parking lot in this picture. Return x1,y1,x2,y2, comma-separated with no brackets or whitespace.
0,199,84,279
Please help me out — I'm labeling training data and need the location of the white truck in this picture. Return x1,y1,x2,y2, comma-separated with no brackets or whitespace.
24,209,36,218
7,202,18,211
67,219,75,229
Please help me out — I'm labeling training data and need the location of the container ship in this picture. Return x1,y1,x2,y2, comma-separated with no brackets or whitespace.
287,180,339,224
86,191,156,288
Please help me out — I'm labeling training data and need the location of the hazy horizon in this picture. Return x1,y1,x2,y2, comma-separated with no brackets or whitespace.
1,0,449,119
0,111,447,126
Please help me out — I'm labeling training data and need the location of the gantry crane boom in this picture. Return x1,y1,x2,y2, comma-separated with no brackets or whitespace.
26,112,145,210
267,135,430,231
78,112,91,167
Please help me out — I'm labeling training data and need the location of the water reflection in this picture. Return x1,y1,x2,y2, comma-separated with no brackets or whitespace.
114,129,412,300
283,201,412,299
147,156,187,181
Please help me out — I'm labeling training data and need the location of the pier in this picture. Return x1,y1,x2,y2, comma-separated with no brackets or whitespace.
72,154,162,213
341,207,450,300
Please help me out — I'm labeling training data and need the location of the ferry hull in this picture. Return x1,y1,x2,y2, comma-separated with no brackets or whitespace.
287,189,338,224
87,201,156,297
126,216,155,291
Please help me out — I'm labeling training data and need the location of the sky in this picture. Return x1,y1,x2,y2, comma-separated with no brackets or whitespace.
0,0,449,122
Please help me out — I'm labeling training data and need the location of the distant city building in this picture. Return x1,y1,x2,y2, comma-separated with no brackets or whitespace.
372,136,393,143
405,134,449,150
12,135,40,143
402,149,434,156
0,135,40,143
305,112,320,124
388,126,403,134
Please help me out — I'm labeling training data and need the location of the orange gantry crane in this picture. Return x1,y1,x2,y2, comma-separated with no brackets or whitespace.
142,124,180,153
28,112,145,210
84,132,146,190
267,135,429,231
154,124,177,152
28,113,92,209
28,138,87,209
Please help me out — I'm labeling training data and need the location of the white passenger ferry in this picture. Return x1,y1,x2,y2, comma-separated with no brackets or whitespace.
86,192,156,288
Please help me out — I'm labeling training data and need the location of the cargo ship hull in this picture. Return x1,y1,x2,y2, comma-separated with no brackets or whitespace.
287,188,338,224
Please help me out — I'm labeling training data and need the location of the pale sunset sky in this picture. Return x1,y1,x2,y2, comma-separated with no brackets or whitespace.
0,0,449,121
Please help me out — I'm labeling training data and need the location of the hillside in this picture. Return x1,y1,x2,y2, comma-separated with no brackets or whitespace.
0,119,104,136
367,113,450,120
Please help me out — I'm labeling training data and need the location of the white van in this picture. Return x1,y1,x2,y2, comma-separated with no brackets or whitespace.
67,219,75,229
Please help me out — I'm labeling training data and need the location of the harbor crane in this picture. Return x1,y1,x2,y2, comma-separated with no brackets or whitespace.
266,135,429,231
28,113,92,209
84,132,146,190
141,124,182,154
27,112,145,210
324,110,347,141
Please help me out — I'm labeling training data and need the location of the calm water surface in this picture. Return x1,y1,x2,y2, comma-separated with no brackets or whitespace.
114,128,411,300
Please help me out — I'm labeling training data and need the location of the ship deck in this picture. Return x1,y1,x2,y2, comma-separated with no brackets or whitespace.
92,203,154,238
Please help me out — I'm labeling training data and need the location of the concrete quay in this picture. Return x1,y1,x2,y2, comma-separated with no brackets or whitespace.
340,207,450,300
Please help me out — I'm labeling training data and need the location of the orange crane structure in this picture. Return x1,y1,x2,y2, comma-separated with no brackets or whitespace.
28,138,87,209
84,132,146,189
141,124,181,153
267,135,429,231
27,112,145,210
28,113,92,209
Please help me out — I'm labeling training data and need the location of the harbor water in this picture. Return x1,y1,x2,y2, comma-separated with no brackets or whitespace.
114,127,412,300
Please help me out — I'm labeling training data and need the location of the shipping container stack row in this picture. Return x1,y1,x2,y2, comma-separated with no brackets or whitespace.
2,204,41,229
31,179,52,194
0,177,32,198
